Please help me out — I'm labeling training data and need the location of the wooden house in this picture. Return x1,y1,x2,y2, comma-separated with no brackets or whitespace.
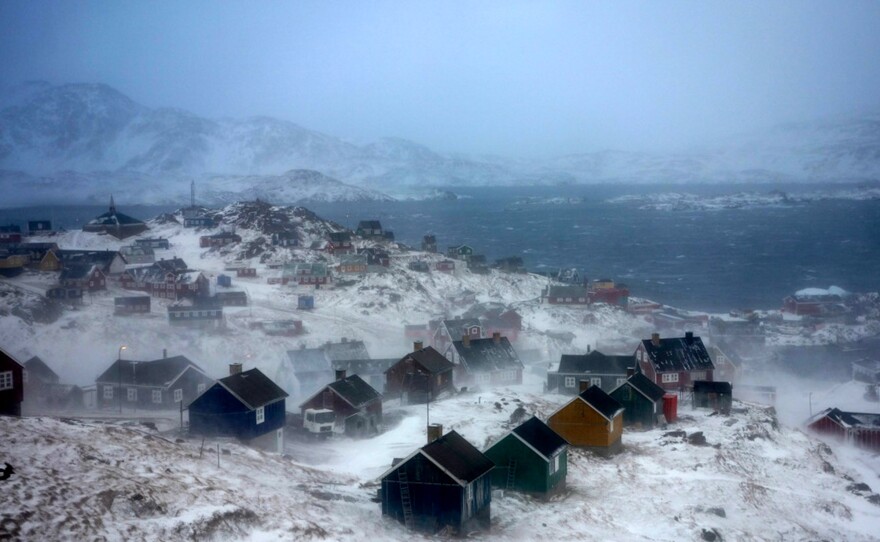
692,380,733,413
217,274,232,287
446,244,474,261
57,249,127,276
0,348,25,416
271,231,298,247
60,264,106,291
380,430,494,534
200,231,242,248
547,349,635,394
327,231,354,254
448,333,523,387
435,260,455,273
356,220,384,238
408,260,430,272
297,295,315,310
708,343,741,384
635,332,715,391
283,339,370,398
260,319,304,337
281,262,330,286
299,371,382,437
421,235,437,253
0,225,23,244
236,267,257,278
168,299,224,327
46,286,83,303
783,293,844,316
22,356,81,410
213,290,248,307
483,416,567,497
0,252,26,276
338,254,368,274
542,285,589,305
94,355,214,411
135,238,171,250
121,258,209,300
493,256,525,273
27,220,52,234
184,215,217,228
81,196,148,239
434,318,482,355
120,245,155,265
114,295,151,315
359,247,390,267
3,242,59,270
548,382,625,455
189,365,288,449
385,345,455,404
807,408,880,452
589,285,630,307
609,372,666,428
475,308,522,343
330,358,397,393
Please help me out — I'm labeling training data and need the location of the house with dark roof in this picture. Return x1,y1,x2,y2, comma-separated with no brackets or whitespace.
114,295,151,315
548,382,625,455
547,349,636,394
380,430,494,534
283,339,371,398
635,332,715,391
807,408,880,452
94,355,214,411
281,262,330,286
81,196,148,239
120,245,155,265
22,356,82,410
60,263,106,291
327,231,354,254
121,258,209,300
448,333,523,387
609,372,666,428
337,254,368,274
330,358,397,392
542,285,590,305
199,231,242,248
188,365,288,447
0,224,23,244
0,348,25,416
421,235,437,253
493,256,525,273
434,318,482,355
356,220,384,238
167,299,224,327
385,345,455,404
57,249,127,276
483,416,567,497
135,238,171,250
299,371,382,437
446,244,474,261
692,380,733,413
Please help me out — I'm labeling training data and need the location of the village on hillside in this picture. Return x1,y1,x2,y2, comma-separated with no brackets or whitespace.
2,196,880,539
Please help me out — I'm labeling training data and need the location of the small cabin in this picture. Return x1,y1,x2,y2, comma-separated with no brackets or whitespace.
446,244,474,261
408,260,430,272
46,286,83,303
609,372,666,428
114,295,151,315
94,355,213,411
448,333,523,388
692,380,733,414
188,366,288,447
199,231,242,248
213,290,248,307
298,295,315,310
483,416,567,497
167,300,223,327
271,231,298,247
635,332,715,391
327,231,354,254
135,238,171,250
807,408,880,452
299,371,382,437
385,345,455,404
184,216,216,228
236,267,257,278
0,348,25,416
547,349,635,394
217,274,232,287
542,285,589,305
435,260,455,273
60,264,106,291
27,220,52,234
548,382,624,456
380,430,494,535
356,220,384,238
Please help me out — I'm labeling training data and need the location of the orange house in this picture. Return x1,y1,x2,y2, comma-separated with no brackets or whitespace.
548,383,624,456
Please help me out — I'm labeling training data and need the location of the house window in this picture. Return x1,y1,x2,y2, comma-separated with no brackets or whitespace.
104,385,114,399
256,406,265,424
692,371,706,381
0,371,13,391
590,377,602,387
565,297,572,302
152,390,162,403
556,297,563,302
550,454,561,474
127,388,137,402
197,383,206,393
564,376,576,388
174,389,183,402
661,373,679,383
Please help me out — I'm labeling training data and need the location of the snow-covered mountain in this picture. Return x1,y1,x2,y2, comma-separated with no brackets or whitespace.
1,82,879,201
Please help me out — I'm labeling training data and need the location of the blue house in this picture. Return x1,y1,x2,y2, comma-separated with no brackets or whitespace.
298,295,315,310
217,274,232,287
188,365,288,447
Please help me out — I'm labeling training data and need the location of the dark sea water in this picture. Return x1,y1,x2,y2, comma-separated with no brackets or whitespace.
3,183,879,312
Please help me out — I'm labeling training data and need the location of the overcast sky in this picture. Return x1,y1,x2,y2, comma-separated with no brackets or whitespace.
2,1,879,158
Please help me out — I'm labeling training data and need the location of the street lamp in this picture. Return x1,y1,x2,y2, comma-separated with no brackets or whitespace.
118,345,127,414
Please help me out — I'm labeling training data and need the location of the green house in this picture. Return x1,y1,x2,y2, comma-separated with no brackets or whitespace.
483,416,568,497
609,372,666,429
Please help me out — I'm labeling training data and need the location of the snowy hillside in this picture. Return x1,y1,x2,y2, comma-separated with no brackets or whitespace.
2,386,879,541
1,82,879,206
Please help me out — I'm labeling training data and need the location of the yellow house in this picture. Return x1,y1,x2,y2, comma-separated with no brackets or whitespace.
548,383,624,455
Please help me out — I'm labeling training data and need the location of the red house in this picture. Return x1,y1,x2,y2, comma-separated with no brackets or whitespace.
299,371,382,437
1,348,25,416
542,285,589,305
0,225,22,244
435,260,456,273
60,264,106,291
327,232,354,255
808,408,880,452
635,332,715,391
199,232,242,248
783,294,843,316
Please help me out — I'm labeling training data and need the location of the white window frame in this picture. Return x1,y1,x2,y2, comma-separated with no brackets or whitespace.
256,406,265,424
590,377,602,387
173,388,183,402
127,388,137,402
0,371,13,391
564,376,576,388
103,385,114,399
661,373,679,383
152,390,162,403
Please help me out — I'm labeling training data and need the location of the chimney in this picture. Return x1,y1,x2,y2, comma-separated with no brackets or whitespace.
651,332,661,347
335,369,346,381
492,332,501,344
427,423,443,444
229,363,242,375
413,341,423,352
685,331,694,344
579,380,590,393
162,348,167,359
462,334,470,347
627,367,635,378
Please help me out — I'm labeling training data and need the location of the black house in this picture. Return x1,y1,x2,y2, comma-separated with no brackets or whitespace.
547,349,635,394
114,295,151,315
94,355,213,411
692,380,733,414
188,366,289,444
0,348,25,416
380,431,494,534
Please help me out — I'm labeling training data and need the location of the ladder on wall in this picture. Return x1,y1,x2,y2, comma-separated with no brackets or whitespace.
398,468,414,530
506,458,517,490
